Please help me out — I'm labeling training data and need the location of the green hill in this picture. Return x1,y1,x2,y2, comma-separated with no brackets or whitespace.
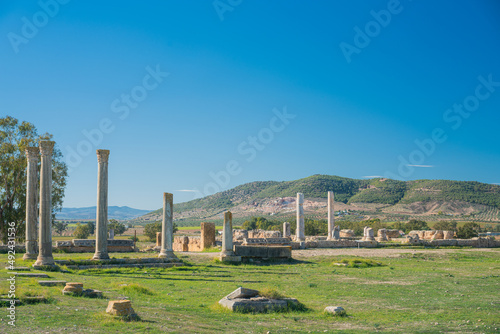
144,175,500,217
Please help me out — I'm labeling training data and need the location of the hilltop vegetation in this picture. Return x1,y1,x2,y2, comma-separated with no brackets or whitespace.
169,175,500,210
136,175,500,225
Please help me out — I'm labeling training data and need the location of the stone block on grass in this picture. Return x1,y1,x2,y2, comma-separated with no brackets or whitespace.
106,300,138,318
325,306,346,316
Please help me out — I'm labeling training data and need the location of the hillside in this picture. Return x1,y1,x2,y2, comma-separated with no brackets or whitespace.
57,206,151,220
132,175,500,225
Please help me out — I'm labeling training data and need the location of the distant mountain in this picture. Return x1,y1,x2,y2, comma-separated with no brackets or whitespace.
132,175,500,225
56,206,151,220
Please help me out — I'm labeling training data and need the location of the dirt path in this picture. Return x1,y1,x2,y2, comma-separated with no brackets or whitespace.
182,248,499,259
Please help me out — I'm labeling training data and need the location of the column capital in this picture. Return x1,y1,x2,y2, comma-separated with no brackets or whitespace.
25,147,39,161
96,149,110,163
39,141,54,156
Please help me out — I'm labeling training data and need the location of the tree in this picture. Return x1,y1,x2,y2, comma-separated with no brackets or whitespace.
433,220,457,231
108,219,128,235
73,223,91,239
304,219,328,236
456,222,481,239
144,221,178,242
86,221,95,235
54,221,68,236
405,219,429,232
0,116,68,242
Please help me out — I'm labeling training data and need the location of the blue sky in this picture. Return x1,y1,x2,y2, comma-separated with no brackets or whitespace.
1,0,499,210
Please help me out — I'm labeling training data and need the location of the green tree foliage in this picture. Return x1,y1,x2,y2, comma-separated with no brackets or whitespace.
401,180,500,208
456,222,481,239
433,220,457,231
349,179,407,204
0,116,68,242
405,219,430,232
144,221,178,242
53,221,68,236
336,219,385,236
391,222,406,232
73,223,91,239
304,219,328,236
108,219,128,235
241,217,282,230
87,221,95,235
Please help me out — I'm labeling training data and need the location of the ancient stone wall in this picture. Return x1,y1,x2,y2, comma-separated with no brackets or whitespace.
55,239,134,253
386,229,401,238
172,236,203,252
408,230,455,240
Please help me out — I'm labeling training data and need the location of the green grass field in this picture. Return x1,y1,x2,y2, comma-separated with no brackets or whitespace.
1,248,499,333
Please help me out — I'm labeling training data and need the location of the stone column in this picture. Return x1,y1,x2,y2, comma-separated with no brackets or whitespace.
159,192,178,259
296,193,305,244
23,147,39,260
109,229,114,240
200,222,216,249
93,150,110,260
333,226,340,240
283,222,291,238
33,141,55,268
220,211,241,262
327,191,335,240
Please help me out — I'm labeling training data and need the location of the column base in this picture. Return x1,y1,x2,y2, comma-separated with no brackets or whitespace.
33,256,56,269
298,241,306,249
92,252,110,260
23,253,38,260
220,251,241,263
158,250,178,260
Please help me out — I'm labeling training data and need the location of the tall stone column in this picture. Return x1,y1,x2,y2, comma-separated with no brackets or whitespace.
159,192,177,260
93,150,110,260
220,211,241,262
33,141,55,267
327,191,335,240
296,193,305,244
23,147,39,260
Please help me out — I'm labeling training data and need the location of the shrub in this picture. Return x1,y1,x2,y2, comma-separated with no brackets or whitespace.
73,223,90,239
144,221,178,242
433,220,457,231
456,222,481,239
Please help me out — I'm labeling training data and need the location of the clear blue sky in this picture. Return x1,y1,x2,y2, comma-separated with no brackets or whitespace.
1,0,499,210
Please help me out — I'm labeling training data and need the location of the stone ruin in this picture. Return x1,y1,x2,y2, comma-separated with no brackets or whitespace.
402,235,499,247
218,287,301,313
168,222,216,252
339,229,355,238
220,212,241,263
376,228,389,242
62,282,102,298
325,306,346,316
362,227,375,241
233,229,282,241
56,239,134,253
408,230,455,240
21,147,184,270
106,300,138,319
241,237,291,246
386,229,402,238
